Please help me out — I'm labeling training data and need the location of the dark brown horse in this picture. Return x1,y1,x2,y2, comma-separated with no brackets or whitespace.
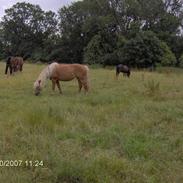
5,56,24,75
116,64,130,78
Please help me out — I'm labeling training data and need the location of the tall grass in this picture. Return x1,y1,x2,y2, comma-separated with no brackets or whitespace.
0,63,183,182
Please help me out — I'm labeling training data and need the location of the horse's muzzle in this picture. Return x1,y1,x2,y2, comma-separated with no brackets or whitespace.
34,91,40,96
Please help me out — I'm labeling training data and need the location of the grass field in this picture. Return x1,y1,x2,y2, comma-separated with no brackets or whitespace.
0,62,183,183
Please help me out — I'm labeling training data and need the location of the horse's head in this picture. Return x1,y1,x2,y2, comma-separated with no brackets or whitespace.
127,71,131,77
33,80,42,96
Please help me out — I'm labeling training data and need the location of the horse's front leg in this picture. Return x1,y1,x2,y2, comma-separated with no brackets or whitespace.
123,72,128,77
56,80,62,94
11,65,15,75
116,71,119,79
81,79,89,93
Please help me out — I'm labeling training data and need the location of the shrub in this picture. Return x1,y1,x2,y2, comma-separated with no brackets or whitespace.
160,42,176,66
117,35,127,48
179,54,183,68
144,79,160,96
31,48,43,62
84,34,105,64
102,51,119,66
84,33,126,66
121,31,163,68
47,48,62,61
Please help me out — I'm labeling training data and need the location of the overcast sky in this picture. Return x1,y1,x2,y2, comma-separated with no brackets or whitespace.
0,0,79,18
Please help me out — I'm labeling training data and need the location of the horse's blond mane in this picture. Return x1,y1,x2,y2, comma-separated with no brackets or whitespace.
34,62,58,89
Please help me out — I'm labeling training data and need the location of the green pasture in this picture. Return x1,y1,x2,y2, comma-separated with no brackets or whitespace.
0,62,183,183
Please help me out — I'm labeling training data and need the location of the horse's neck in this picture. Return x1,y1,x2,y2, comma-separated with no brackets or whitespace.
37,63,57,87
38,67,50,87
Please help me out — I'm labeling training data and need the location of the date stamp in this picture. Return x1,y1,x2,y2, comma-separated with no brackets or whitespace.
0,160,44,167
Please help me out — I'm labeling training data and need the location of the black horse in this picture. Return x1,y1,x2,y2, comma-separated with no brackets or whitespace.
116,64,130,78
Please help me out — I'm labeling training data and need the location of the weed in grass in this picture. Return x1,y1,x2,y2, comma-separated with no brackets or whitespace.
144,79,160,97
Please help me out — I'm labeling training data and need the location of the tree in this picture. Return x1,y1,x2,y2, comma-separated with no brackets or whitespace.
0,0,182,65
58,0,120,63
1,2,57,59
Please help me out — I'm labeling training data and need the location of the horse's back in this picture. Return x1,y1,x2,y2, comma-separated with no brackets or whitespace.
10,56,23,64
53,63,89,81
69,64,89,77
16,57,24,65
117,64,130,71
57,64,88,73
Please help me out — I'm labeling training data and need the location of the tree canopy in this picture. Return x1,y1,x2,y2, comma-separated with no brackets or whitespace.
0,0,183,67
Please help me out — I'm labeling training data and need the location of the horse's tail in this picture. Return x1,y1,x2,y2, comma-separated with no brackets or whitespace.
127,67,131,77
84,65,90,91
116,65,120,79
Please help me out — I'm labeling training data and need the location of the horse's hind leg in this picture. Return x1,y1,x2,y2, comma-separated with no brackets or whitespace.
52,80,56,91
10,65,13,75
5,64,9,74
77,78,82,92
56,80,62,94
13,66,16,73
20,65,23,72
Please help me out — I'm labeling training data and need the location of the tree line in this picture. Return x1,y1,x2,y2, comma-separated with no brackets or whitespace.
0,0,183,68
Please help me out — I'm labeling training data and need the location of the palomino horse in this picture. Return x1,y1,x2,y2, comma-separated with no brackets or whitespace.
5,56,24,75
33,62,89,96
116,64,130,78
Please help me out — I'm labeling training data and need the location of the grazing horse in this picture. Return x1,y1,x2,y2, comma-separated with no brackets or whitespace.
116,64,130,78
5,56,24,75
33,62,89,96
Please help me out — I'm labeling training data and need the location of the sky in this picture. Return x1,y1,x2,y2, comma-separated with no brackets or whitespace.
0,0,79,18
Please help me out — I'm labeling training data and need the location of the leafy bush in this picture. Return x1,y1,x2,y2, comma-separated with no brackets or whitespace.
117,35,127,48
179,54,183,68
121,31,163,67
31,48,44,62
84,32,117,65
103,51,120,66
84,34,105,64
47,48,62,61
160,42,176,66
